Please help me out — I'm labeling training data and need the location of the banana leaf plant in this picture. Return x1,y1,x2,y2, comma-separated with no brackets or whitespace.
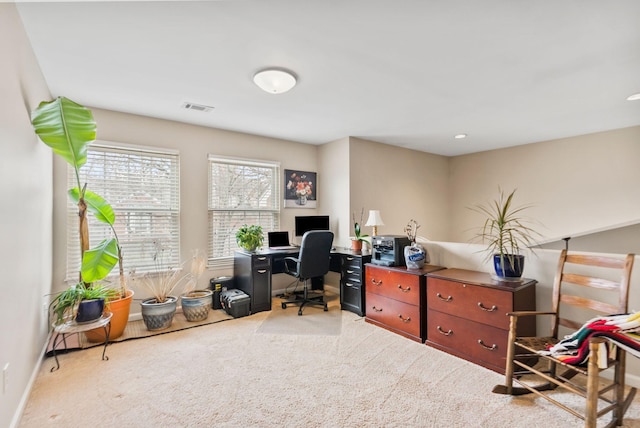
31,97,126,296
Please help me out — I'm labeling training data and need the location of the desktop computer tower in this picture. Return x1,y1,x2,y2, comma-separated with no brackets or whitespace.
371,235,411,267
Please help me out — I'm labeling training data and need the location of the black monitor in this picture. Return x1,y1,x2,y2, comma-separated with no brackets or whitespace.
294,215,330,236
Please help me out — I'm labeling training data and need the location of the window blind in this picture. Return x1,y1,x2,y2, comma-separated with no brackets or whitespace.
208,156,280,268
66,143,180,282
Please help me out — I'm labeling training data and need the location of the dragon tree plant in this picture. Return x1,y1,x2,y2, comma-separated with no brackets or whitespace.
31,96,126,296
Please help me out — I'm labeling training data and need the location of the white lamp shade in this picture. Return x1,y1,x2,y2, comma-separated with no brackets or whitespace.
253,69,297,94
365,210,385,227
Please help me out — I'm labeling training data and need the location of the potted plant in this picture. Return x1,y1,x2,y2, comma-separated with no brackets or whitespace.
31,97,132,327
134,241,202,330
235,224,264,252
49,283,119,325
470,187,541,278
179,250,212,322
351,209,368,251
403,219,428,269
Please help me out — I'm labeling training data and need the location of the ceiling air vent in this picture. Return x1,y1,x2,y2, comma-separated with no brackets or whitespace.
181,102,214,112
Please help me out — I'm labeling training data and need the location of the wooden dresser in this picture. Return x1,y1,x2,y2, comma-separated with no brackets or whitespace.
425,268,536,373
365,264,444,342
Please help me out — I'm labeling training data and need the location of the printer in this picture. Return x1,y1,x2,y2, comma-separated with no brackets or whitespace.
371,235,411,267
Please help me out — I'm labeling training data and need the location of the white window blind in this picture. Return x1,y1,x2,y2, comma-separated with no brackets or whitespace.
208,156,280,268
66,143,180,282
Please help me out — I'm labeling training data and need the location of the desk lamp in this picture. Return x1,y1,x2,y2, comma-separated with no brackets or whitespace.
365,210,384,237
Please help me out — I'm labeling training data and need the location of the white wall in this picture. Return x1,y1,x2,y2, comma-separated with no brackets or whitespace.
0,4,52,427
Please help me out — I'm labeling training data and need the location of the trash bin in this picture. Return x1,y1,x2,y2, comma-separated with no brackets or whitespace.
209,276,234,310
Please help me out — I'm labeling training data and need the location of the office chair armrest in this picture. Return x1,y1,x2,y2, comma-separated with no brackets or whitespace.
283,256,299,274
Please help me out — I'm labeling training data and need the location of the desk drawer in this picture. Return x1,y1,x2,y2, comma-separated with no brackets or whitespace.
252,255,271,269
365,266,420,305
427,277,512,330
427,310,506,369
365,292,420,339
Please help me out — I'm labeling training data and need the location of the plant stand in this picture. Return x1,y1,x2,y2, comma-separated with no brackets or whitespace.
50,312,112,372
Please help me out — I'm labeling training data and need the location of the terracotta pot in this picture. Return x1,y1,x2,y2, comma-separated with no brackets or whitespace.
84,289,134,342
351,239,363,251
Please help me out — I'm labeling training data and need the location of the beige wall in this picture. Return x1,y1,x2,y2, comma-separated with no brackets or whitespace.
0,4,52,428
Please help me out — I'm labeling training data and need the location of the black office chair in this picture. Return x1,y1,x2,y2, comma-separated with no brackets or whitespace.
282,230,334,315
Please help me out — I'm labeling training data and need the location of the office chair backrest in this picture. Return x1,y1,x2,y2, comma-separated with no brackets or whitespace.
297,230,334,279
550,249,635,338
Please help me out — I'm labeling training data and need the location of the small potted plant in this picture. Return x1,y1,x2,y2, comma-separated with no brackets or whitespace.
235,224,264,252
469,187,541,278
49,282,119,326
403,219,428,269
351,209,369,251
179,250,212,322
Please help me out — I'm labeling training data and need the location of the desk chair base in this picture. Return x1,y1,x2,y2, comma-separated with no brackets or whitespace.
281,288,328,316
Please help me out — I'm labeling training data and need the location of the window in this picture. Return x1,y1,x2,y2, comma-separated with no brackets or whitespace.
208,156,280,268
66,142,180,281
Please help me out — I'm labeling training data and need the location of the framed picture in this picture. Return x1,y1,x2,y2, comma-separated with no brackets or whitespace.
284,169,317,208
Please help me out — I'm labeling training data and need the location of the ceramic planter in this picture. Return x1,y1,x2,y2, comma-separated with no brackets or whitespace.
180,289,213,322
140,296,177,330
85,290,134,342
75,298,105,323
493,254,525,278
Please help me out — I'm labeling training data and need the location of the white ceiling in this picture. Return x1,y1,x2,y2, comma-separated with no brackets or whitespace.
16,0,640,156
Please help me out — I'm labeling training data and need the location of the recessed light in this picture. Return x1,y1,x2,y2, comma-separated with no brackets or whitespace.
627,93,640,101
454,134,467,139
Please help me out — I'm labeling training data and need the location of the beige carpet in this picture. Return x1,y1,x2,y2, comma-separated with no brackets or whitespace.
20,303,640,428
256,293,342,336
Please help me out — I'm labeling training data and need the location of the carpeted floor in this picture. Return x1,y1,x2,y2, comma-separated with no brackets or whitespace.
257,293,342,336
20,298,640,428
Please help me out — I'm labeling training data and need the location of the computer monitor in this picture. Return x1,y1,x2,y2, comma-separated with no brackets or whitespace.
294,215,330,236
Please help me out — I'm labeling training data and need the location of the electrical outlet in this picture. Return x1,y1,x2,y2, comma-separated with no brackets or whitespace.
3,363,8,394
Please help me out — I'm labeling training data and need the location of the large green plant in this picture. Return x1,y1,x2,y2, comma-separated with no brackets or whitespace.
470,188,541,270
31,97,124,292
235,224,264,252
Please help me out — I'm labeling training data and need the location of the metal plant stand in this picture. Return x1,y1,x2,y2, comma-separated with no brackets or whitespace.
50,312,112,372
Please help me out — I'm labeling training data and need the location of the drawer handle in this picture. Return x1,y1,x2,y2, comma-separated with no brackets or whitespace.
477,302,497,312
398,314,411,323
371,278,383,286
477,339,497,351
436,293,452,302
257,269,267,274
436,326,453,336
345,282,356,288
346,270,355,274
371,306,383,312
257,256,267,261
397,285,411,292
346,257,354,261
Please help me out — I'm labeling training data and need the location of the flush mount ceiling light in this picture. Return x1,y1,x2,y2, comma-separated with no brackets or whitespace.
454,133,467,139
253,69,297,94
627,92,640,101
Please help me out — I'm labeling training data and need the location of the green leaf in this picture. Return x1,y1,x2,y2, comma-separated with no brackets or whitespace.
30,97,96,169
81,238,119,283
68,187,115,225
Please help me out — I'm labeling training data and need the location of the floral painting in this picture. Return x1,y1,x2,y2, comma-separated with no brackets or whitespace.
284,169,317,208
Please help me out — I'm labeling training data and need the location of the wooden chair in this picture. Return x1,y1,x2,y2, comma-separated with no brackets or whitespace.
493,250,636,427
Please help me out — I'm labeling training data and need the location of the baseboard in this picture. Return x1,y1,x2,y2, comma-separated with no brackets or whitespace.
10,331,52,428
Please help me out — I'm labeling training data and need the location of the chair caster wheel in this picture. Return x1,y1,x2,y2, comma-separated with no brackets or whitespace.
281,303,287,309
323,305,328,311
298,309,303,316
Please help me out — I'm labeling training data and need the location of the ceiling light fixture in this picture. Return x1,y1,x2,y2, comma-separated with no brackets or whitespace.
627,93,640,101
253,69,297,94
454,133,467,139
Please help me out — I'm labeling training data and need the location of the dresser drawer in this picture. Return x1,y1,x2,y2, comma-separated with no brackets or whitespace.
427,277,512,330
427,310,506,369
366,266,421,305
365,292,420,339
252,255,271,269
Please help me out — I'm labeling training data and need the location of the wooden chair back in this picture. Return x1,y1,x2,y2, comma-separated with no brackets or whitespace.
549,249,635,339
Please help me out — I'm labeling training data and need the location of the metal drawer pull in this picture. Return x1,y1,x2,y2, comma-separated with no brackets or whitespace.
371,306,383,312
436,326,453,336
397,285,411,292
257,256,267,261
478,340,497,351
436,293,452,302
346,270,355,274
398,315,411,323
257,269,267,274
477,302,497,312
371,278,383,286
345,282,356,288
346,257,354,261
